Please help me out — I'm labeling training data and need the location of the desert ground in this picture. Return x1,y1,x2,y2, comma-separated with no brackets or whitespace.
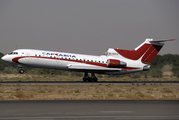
0,73,178,100
0,84,178,100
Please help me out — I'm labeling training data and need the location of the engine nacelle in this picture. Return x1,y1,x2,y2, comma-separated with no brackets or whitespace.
107,59,127,68
143,65,150,71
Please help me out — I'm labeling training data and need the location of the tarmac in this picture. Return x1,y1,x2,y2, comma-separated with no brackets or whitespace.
0,100,179,120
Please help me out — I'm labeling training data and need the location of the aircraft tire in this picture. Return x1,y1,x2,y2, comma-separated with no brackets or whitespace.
83,78,87,82
94,78,98,82
88,78,92,82
19,69,24,74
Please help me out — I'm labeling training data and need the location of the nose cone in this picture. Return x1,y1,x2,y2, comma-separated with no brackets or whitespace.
1,55,11,62
1,56,6,61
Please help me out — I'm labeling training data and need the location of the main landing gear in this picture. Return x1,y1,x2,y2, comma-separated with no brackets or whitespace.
83,72,98,82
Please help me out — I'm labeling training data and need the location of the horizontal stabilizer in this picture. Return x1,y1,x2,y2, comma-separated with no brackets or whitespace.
150,39,176,43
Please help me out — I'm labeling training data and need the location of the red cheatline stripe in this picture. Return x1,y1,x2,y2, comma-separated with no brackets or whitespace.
12,56,107,67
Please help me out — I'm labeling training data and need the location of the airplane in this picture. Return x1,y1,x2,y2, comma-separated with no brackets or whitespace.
1,38,175,82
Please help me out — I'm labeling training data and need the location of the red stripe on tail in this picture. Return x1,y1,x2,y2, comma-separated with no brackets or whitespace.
115,43,163,64
141,45,162,64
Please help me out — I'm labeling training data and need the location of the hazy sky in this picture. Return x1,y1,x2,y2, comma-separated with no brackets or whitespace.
0,0,178,55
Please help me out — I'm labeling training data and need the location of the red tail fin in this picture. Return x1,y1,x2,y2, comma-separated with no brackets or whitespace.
115,38,175,64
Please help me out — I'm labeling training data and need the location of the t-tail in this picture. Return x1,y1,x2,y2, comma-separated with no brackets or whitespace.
114,38,175,65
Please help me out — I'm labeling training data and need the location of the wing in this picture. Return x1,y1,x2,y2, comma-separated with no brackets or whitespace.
67,64,122,71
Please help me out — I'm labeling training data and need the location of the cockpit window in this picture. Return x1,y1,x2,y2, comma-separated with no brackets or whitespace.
8,52,13,55
8,52,18,55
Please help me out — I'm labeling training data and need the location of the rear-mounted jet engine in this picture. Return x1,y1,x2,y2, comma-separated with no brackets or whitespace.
107,59,127,68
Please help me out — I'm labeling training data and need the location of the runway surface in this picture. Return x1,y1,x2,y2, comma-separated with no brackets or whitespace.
1,81,179,85
0,100,179,120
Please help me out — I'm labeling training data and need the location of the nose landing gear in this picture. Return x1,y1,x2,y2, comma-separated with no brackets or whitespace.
18,65,25,74
19,68,25,74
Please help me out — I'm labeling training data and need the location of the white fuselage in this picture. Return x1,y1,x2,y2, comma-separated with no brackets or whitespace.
1,49,145,75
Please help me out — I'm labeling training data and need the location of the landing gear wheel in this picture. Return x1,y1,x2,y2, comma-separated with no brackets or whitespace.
88,78,92,82
19,69,25,74
83,72,89,82
82,72,98,82
91,73,98,82
83,78,87,82
93,77,98,82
